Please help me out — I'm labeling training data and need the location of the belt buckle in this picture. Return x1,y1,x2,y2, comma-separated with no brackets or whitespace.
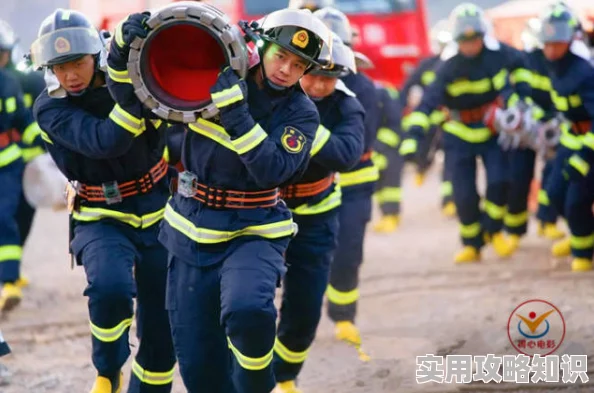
178,171,197,198
102,181,123,205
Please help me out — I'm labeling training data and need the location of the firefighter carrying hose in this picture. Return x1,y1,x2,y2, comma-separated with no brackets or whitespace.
273,32,364,393
32,9,175,392
537,4,594,271
0,19,46,297
312,6,381,350
400,2,532,264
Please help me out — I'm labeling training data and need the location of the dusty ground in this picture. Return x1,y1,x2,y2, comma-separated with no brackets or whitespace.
2,162,594,393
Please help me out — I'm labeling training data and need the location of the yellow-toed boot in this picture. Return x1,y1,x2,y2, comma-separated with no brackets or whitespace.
274,381,302,393
373,215,400,233
335,321,361,345
491,232,516,258
571,258,592,272
90,373,122,393
0,283,22,313
508,234,522,253
537,222,565,240
441,201,456,218
454,246,481,264
551,238,571,258
15,276,29,289
414,173,425,187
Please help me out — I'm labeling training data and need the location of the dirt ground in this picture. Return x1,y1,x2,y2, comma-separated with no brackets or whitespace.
1,162,594,393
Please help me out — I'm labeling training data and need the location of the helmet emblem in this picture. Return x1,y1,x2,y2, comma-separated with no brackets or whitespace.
463,25,476,37
54,37,71,54
292,30,309,49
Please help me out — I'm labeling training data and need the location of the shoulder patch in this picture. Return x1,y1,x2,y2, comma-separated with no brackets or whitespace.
281,126,306,154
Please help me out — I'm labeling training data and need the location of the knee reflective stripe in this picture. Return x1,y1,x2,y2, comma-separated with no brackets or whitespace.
440,181,453,197
109,104,146,137
22,122,42,145
376,127,400,148
483,201,506,220
274,338,309,364
22,146,45,163
460,222,481,238
164,204,295,244
90,318,133,343
338,166,379,187
570,234,594,250
504,211,529,227
326,284,359,306
227,337,273,371
0,144,22,167
372,151,387,171
292,186,341,216
443,122,492,144
108,66,132,84
402,112,430,131
0,246,22,262
311,125,331,157
132,360,175,385
377,187,401,203
538,190,550,206
73,207,165,229
231,124,267,155
568,155,590,176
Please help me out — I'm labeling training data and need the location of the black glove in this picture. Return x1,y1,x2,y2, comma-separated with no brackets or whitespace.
116,12,151,52
210,67,251,134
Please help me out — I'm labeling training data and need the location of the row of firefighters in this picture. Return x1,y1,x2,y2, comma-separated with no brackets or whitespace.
0,0,593,392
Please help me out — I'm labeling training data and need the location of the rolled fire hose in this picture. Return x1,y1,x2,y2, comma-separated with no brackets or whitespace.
495,106,522,132
126,1,250,123
22,153,68,209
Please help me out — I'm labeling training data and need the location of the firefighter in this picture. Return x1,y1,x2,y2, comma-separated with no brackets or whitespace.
372,82,405,233
0,68,39,313
400,3,532,264
399,20,455,217
537,5,594,271
110,8,333,393
313,6,381,348
273,33,364,393
32,9,175,393
0,20,46,292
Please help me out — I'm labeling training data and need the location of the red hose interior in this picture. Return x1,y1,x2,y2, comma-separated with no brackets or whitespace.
148,24,226,102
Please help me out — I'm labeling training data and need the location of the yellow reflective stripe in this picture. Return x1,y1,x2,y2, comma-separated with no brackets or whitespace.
421,70,436,86
511,68,532,85
443,121,492,143
530,74,552,91
0,144,22,167
72,207,164,229
569,95,582,107
377,127,400,147
22,146,45,162
507,93,520,108
338,166,379,187
89,318,132,343
371,151,387,171
311,125,331,156
5,97,16,113
504,211,529,227
274,338,309,364
164,204,295,244
232,124,267,155
291,186,341,215
492,69,508,90
399,139,417,155
447,78,490,96
115,19,126,48
151,119,163,129
582,133,594,151
571,234,594,250
107,66,132,84
484,200,506,220
460,222,481,238
560,129,581,150
131,360,174,386
377,187,401,203
162,146,169,163
22,122,42,145
440,181,453,197
188,118,235,151
430,110,447,125
538,190,549,206
227,337,273,371
109,104,145,136
40,130,53,145
211,85,244,108
402,111,430,131
568,154,590,176
23,93,33,109
0,245,22,262
326,284,359,305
